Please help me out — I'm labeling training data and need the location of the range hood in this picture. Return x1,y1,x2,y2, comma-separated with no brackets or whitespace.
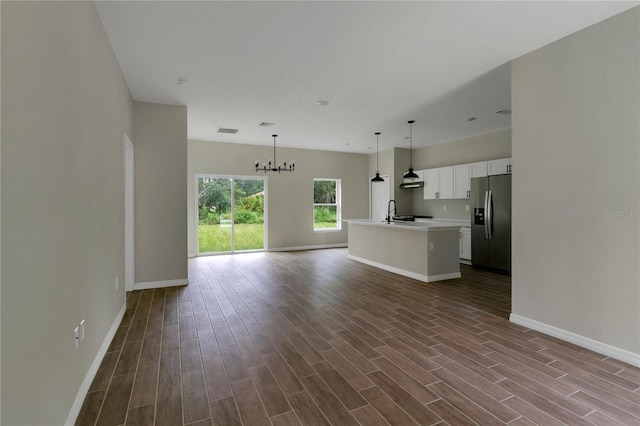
399,181,424,189
399,169,424,189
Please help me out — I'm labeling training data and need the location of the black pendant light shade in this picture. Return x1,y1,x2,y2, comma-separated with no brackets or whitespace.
371,132,385,182
403,120,419,179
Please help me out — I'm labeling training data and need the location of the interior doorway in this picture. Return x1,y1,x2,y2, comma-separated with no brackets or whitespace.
196,175,266,254
124,135,135,291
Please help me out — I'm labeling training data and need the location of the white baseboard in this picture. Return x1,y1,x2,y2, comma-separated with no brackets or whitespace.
348,254,461,283
509,314,640,368
132,278,189,291
460,259,472,265
188,252,196,258
65,303,126,425
268,243,347,252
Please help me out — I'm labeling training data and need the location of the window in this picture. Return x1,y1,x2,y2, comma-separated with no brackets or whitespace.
313,178,341,231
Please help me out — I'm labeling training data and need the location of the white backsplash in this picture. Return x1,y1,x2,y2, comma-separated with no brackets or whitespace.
412,195,473,221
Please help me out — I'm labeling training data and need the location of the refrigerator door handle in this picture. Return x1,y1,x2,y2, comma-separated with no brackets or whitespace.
487,190,493,240
484,191,490,239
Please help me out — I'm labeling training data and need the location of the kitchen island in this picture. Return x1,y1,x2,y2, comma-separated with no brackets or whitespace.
344,219,462,283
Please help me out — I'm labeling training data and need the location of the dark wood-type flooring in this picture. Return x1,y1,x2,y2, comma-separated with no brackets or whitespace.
77,248,640,425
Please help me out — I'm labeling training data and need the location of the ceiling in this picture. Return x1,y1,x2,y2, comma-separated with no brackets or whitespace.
95,1,638,154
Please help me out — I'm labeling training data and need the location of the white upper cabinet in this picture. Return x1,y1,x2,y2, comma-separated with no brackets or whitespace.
470,161,488,178
453,164,471,199
439,166,454,199
423,168,440,200
487,158,512,175
424,167,453,199
422,158,510,199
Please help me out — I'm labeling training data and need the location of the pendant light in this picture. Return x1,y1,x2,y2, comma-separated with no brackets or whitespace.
371,132,385,182
255,134,295,173
403,120,419,179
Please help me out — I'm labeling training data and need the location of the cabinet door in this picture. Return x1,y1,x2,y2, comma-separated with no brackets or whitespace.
423,168,439,200
439,166,454,199
453,164,471,199
460,229,471,260
470,161,488,178
488,158,511,175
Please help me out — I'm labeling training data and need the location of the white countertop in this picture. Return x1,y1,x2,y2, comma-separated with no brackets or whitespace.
415,218,471,227
343,219,463,231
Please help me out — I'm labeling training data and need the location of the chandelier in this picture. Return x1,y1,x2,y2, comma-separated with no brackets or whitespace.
255,134,295,173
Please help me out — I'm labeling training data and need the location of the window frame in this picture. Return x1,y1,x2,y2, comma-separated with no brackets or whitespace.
313,178,341,232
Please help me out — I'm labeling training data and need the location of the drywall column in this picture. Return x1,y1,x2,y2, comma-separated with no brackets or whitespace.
133,102,188,287
1,2,133,423
511,7,640,363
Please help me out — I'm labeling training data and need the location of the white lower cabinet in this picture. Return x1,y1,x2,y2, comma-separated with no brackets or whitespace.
460,227,471,260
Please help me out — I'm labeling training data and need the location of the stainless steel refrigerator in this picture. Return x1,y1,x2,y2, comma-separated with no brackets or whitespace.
470,174,511,273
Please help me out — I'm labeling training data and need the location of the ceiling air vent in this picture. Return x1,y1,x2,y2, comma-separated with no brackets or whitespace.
218,128,238,134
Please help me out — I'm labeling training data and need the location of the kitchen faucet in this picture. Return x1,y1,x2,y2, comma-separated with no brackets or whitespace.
387,199,397,224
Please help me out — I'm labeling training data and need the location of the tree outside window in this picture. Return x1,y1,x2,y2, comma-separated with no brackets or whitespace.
313,179,341,230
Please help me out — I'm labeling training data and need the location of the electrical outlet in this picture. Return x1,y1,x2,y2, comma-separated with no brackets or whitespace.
443,205,447,211
79,319,85,342
428,242,434,251
465,205,470,212
73,327,79,349
114,276,119,291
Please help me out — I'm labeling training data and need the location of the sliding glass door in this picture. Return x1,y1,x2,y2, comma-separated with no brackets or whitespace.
197,175,265,254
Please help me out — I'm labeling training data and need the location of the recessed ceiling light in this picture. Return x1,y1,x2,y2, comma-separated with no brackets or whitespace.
177,78,191,86
494,108,511,115
466,117,477,122
259,122,275,127
316,100,329,106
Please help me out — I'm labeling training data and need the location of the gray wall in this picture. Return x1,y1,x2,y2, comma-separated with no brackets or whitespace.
512,7,639,356
1,2,133,424
134,102,188,284
188,140,369,254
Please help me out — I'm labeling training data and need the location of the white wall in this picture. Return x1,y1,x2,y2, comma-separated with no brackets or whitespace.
511,7,640,361
133,102,188,286
188,140,369,254
1,2,133,424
